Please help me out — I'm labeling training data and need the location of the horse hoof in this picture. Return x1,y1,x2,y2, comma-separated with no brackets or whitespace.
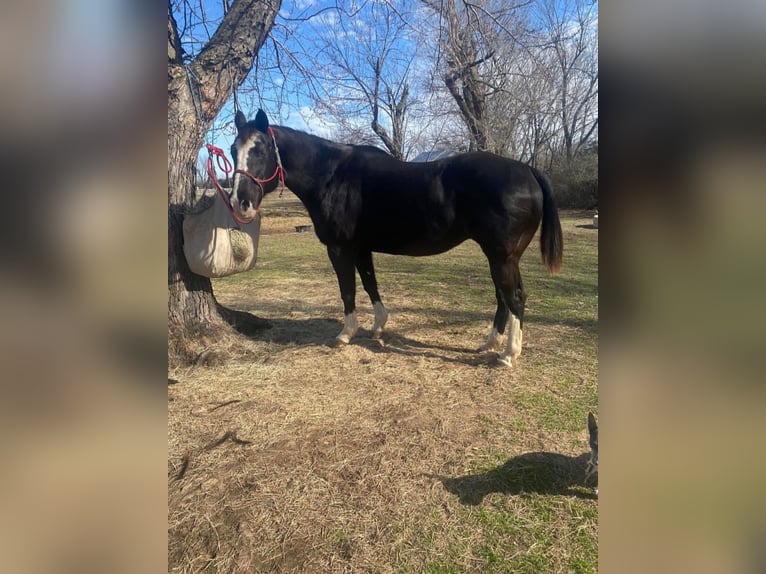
371,330,383,340
497,355,514,368
334,336,350,347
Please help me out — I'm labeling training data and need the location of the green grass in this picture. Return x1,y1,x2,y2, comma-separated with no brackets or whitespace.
412,497,595,574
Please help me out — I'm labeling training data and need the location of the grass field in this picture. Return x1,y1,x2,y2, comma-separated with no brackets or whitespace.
168,194,598,573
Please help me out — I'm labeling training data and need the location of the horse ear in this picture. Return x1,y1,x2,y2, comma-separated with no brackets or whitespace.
255,109,269,133
234,110,247,130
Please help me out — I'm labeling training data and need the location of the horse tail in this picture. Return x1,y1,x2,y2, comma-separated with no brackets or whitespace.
531,167,563,274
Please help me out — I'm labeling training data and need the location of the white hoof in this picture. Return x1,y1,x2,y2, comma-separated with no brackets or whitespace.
497,354,514,368
335,312,358,345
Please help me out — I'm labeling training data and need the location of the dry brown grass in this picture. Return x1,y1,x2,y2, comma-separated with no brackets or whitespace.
259,191,313,235
168,207,598,573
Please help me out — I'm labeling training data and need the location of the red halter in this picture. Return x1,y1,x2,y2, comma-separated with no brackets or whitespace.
205,127,285,224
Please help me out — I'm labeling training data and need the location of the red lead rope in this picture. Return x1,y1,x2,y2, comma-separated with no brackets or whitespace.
205,127,285,225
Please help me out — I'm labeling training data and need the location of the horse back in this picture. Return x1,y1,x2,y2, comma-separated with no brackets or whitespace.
319,149,544,254
443,152,545,243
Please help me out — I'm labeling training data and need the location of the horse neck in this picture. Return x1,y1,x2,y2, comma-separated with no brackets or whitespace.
272,126,345,204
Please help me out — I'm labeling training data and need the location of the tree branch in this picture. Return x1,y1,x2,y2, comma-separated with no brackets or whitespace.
188,0,281,122
168,2,184,65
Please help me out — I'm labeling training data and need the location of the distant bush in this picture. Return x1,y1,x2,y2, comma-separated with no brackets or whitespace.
547,146,598,210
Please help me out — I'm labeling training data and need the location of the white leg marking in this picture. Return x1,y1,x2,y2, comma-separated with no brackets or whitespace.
498,314,522,367
371,302,389,339
336,312,358,344
479,326,505,352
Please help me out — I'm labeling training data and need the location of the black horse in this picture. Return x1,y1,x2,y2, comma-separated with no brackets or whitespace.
229,109,562,367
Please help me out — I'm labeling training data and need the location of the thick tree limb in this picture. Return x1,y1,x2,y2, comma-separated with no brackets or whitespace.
184,0,281,123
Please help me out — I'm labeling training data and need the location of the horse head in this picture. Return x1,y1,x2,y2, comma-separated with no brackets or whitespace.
229,109,280,222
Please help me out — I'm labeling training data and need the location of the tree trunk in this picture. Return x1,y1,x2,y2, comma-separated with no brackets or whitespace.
167,0,280,365
167,94,218,329
429,0,496,154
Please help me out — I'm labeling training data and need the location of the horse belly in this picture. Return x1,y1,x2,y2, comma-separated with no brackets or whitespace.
367,227,467,256
358,187,465,255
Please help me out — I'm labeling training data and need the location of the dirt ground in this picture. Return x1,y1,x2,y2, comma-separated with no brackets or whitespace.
168,197,598,573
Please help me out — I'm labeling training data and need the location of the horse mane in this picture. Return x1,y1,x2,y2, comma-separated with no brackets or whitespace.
274,125,347,151
274,126,390,159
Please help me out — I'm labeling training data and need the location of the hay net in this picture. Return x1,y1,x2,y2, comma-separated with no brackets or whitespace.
182,193,261,278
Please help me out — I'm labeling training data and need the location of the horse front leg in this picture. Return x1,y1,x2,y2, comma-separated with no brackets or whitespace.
327,245,358,344
356,251,388,339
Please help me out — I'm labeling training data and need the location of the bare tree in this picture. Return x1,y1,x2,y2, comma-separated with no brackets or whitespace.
302,1,418,159
538,0,598,163
421,0,537,154
487,45,560,166
422,0,492,152
168,0,280,363
419,0,597,164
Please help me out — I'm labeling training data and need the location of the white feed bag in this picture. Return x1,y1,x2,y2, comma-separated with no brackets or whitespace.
182,195,261,278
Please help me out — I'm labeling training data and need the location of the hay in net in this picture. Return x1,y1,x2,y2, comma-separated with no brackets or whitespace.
229,229,253,262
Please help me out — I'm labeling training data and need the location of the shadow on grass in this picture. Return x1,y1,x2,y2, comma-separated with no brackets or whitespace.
366,330,478,355
241,317,344,346
218,304,273,336
436,451,597,504
225,304,491,361
226,306,593,366
240,317,492,365
356,331,506,367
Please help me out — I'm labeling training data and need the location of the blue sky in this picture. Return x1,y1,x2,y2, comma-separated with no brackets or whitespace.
177,0,596,168
181,0,444,169
178,0,371,167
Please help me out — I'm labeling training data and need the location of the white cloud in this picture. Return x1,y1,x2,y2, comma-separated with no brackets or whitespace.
283,106,339,139
315,11,339,27
292,0,317,9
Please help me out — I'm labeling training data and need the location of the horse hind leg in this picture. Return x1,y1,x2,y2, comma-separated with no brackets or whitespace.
479,288,508,352
328,245,359,344
356,251,388,339
499,310,524,368
488,257,526,368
